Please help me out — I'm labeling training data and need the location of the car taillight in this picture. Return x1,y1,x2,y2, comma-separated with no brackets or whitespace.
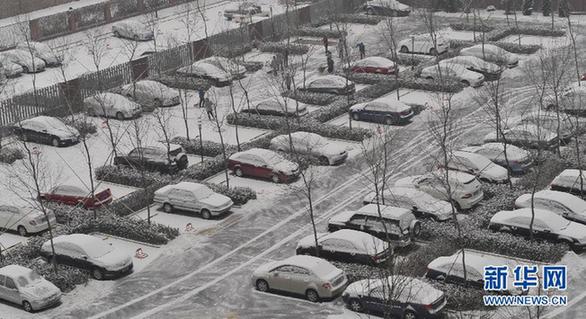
322,282,332,290
462,193,472,198
424,303,433,310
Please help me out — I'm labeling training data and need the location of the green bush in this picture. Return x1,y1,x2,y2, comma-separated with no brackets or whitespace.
0,147,24,164
450,39,541,54
283,90,338,106
258,42,309,55
205,183,257,206
64,119,97,137
292,27,346,38
153,75,211,91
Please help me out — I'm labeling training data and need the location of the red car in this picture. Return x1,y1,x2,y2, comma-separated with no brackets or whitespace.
350,56,397,74
40,185,113,209
227,148,300,183
581,73,586,81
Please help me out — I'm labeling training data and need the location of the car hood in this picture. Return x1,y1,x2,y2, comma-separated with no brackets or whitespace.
273,161,299,174
297,233,327,249
47,126,79,139
20,280,60,300
480,163,508,181
200,193,233,208
559,222,586,242
95,249,132,270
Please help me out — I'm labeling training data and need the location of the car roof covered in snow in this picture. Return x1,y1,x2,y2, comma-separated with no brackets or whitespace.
551,169,586,188
85,92,134,104
20,115,67,129
490,208,569,228
516,190,586,214
461,43,507,54
279,255,338,275
310,75,351,86
354,56,395,66
366,0,410,10
338,204,413,221
298,229,383,250
346,275,443,304
167,182,209,193
231,148,281,160
0,265,34,278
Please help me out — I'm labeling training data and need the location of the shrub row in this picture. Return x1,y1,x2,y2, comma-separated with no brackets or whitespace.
449,39,542,54
153,75,211,91
282,90,338,106
292,26,346,39
327,13,383,25
64,119,97,137
258,42,309,55
213,43,253,58
450,22,494,33
0,147,24,164
488,26,565,42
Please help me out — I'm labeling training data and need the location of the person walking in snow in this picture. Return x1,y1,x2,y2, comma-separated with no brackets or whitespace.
337,38,345,60
198,89,206,108
204,98,215,120
322,36,329,52
270,55,279,76
327,55,334,74
357,42,365,59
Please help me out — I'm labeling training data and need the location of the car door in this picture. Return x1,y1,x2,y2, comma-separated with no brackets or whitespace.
365,217,398,242
238,154,257,176
288,266,313,295
268,266,293,292
168,189,189,211
71,244,93,271
345,214,368,232
28,122,46,144
254,156,273,179
126,148,144,169
320,239,343,261
0,206,9,229
185,189,202,212
362,286,388,314
361,103,376,121
0,275,21,304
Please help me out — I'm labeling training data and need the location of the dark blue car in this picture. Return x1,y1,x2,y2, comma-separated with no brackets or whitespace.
349,99,414,125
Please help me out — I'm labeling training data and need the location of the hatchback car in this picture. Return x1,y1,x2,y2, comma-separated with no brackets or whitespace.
16,42,61,66
154,182,233,219
14,116,80,147
296,229,392,265
252,255,348,302
228,148,299,183
362,187,453,221
398,34,448,55
0,205,56,237
460,44,519,68
176,61,232,87
489,208,586,250
395,170,483,210
515,190,586,225
84,92,143,120
443,151,508,183
40,185,112,209
363,0,411,16
40,234,133,280
0,50,45,73
462,142,532,175
343,275,447,318
439,55,501,80
270,131,348,165
328,204,420,247
114,144,188,174
241,97,308,117
0,265,61,312
120,80,179,110
421,63,485,87
350,98,414,125
349,56,397,74
112,20,153,41
483,124,558,149
550,169,586,196
299,75,355,95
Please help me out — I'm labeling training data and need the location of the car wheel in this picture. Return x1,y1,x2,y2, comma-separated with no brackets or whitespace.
116,112,125,121
411,222,421,237
348,298,363,312
163,203,173,213
92,268,105,280
17,226,28,237
201,209,212,220
271,174,281,183
256,279,269,292
51,137,60,147
22,301,33,313
403,310,417,319
452,201,462,211
305,289,320,302
545,104,556,111
400,46,409,53
113,30,120,37
366,8,375,15
318,156,330,165
235,168,243,177
351,112,360,121
384,116,395,125
461,80,470,86
429,48,438,56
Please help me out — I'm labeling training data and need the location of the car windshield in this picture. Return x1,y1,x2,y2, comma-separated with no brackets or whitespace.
16,270,42,287
197,185,214,199
265,152,285,166
90,242,114,258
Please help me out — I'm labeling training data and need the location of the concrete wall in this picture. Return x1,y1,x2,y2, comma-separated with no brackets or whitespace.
0,22,28,50
0,0,75,20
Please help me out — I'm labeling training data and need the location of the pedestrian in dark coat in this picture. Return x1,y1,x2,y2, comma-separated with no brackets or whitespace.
198,89,205,108
327,56,334,74
357,42,366,59
204,98,215,120
322,36,329,52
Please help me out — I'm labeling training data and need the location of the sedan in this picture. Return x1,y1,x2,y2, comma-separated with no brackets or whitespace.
299,75,355,95
363,0,411,16
362,187,453,221
515,190,586,224
483,124,558,149
228,148,299,183
489,208,586,250
548,82,586,116
200,56,246,79
252,255,348,302
114,145,188,174
176,61,232,87
550,169,586,196
349,56,397,74
343,276,447,318
439,55,501,80
296,229,392,265
154,182,233,219
120,80,179,110
0,50,45,73
0,58,24,77
462,142,532,175
270,131,348,165
40,234,133,280
519,111,577,141
460,44,519,68
40,185,112,209
84,92,143,120
350,98,414,125
16,42,61,66
241,97,308,117
443,150,508,183
14,116,79,147
0,205,56,236
420,63,485,87
112,20,153,41
0,265,61,312
398,34,448,55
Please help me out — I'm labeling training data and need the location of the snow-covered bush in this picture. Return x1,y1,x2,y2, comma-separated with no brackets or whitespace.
293,26,346,38
310,98,355,123
344,72,395,85
206,184,257,206
450,39,541,54
240,61,264,72
63,119,97,137
516,152,568,191
258,42,309,55
172,137,228,157
214,43,253,58
95,165,170,188
0,147,24,164
355,80,400,99
487,26,565,41
282,90,338,106
450,22,494,32
152,75,211,91
330,13,383,25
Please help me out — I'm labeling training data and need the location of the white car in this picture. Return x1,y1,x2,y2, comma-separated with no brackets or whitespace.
483,124,558,149
243,96,308,117
16,42,61,66
420,63,484,87
460,44,519,68
395,170,483,210
120,80,179,110
547,82,586,116
112,20,153,41
0,58,24,77
154,182,233,219
200,56,246,78
176,61,232,86
515,190,586,224
1,49,45,73
462,142,532,175
84,92,143,120
40,234,133,280
0,265,61,312
251,255,348,302
15,116,80,147
300,75,355,95
398,34,448,55
270,131,348,165
439,55,501,80
350,97,414,125
362,187,453,221
550,169,586,196
444,151,508,183
518,111,577,140
0,205,56,236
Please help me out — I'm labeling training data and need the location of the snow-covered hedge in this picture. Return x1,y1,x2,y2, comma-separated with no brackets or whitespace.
214,43,253,58
310,98,355,123
206,183,257,205
64,119,97,137
450,39,541,54
488,26,566,42
516,152,569,191
152,75,211,91
258,42,309,55
282,90,338,106
0,147,24,164
344,72,396,85
292,26,346,38
312,14,382,26
449,22,494,33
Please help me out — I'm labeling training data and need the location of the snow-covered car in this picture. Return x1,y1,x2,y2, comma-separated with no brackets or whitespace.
0,58,24,77
362,187,453,221
343,275,447,317
395,170,483,210
114,144,188,174
14,116,79,147
0,49,45,73
489,208,586,250
176,61,232,86
270,131,348,165
0,265,61,312
550,169,586,196
349,56,397,74
420,63,485,87
112,20,153,41
40,234,133,280
439,55,501,80
299,75,355,95
443,151,508,183
363,0,411,16
398,34,448,55
462,142,532,175
547,82,586,116
241,96,308,117
223,2,262,20
515,190,586,225
296,229,392,265
252,255,348,302
518,111,577,141
460,44,519,68
16,42,61,66
120,80,179,110
350,98,414,125
483,124,558,149
327,204,421,247
84,92,143,120
200,56,246,79
154,182,233,219
40,185,112,209
0,205,56,236
227,148,300,183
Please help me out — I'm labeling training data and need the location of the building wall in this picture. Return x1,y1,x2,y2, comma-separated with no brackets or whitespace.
0,0,76,19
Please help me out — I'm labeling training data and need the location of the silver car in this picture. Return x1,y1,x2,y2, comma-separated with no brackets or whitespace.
270,131,347,165
120,80,179,110
0,205,56,236
16,42,61,66
112,20,153,41
252,255,348,302
84,92,143,120
0,265,61,312
154,182,233,219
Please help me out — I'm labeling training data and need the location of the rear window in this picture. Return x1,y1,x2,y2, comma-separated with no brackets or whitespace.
312,261,338,278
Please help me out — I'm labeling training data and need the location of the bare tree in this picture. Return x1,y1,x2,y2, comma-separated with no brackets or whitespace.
206,91,230,187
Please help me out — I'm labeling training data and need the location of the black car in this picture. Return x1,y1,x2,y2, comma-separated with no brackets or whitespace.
349,99,414,125
13,116,80,147
114,144,188,173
